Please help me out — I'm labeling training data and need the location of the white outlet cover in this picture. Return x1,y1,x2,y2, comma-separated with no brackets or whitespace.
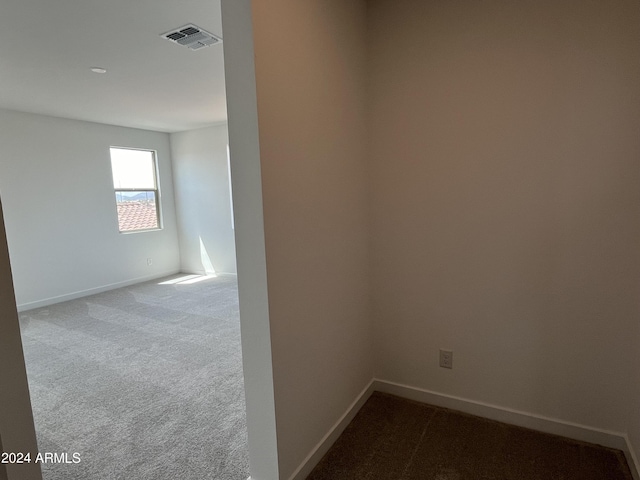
439,349,453,369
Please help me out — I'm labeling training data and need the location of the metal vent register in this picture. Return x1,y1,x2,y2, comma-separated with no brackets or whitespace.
161,24,222,50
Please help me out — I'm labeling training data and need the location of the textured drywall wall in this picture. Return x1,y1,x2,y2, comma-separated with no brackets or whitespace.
170,124,237,275
0,109,180,309
251,0,373,477
368,0,640,434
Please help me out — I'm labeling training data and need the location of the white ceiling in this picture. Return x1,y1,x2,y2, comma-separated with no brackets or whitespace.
0,0,227,133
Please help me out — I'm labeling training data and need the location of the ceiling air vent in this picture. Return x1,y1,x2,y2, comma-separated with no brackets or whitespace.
161,24,222,51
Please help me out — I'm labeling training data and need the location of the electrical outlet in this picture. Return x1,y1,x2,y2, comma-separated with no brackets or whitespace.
439,349,453,369
147,258,153,266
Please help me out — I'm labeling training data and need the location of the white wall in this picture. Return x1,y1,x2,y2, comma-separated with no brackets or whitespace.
221,2,280,477
0,200,41,480
170,124,237,275
250,0,373,477
0,109,180,309
224,1,640,478
368,0,640,436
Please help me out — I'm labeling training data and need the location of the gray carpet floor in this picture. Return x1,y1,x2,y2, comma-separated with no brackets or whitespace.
307,392,633,480
19,273,249,480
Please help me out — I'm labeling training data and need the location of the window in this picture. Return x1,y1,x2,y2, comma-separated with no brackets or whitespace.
110,147,161,232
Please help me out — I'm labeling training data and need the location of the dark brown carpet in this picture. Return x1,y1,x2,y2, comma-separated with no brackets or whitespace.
307,392,633,480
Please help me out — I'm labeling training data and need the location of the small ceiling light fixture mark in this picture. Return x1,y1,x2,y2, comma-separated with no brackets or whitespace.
91,67,107,74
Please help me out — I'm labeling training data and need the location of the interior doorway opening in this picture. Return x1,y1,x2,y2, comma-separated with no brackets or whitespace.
0,0,253,478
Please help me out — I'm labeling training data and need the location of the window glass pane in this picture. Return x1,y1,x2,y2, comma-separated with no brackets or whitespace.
115,191,158,232
110,148,156,189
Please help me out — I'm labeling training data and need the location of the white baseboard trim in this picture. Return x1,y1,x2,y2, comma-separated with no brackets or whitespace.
181,268,238,277
257,379,639,480
374,379,637,476
17,269,181,312
625,435,640,480
287,379,376,480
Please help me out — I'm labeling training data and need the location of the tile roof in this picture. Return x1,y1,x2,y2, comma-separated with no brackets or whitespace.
117,201,159,232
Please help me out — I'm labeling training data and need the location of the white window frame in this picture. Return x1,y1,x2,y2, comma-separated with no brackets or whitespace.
110,146,162,233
